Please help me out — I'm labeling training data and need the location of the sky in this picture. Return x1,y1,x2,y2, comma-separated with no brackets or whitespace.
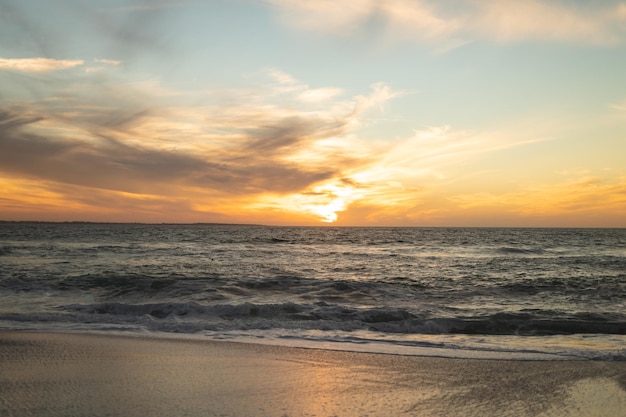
0,0,625,227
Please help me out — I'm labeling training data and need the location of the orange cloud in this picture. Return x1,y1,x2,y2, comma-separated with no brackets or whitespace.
448,175,626,224
0,57,84,72
0,70,402,223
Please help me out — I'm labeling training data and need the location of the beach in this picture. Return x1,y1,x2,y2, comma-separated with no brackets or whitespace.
1,332,625,417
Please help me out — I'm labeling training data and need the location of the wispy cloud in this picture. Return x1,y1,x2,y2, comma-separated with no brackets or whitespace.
253,117,555,223
0,106,333,196
0,70,402,222
84,58,124,73
612,99,626,112
0,56,123,74
103,2,191,13
94,58,122,66
449,174,626,222
470,1,624,45
265,68,345,103
266,0,626,48
0,0,182,68
0,57,84,72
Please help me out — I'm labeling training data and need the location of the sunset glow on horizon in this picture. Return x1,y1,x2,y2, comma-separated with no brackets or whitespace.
1,1,625,227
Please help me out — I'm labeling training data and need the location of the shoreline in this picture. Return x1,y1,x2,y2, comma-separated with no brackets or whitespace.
2,331,626,416
2,327,623,361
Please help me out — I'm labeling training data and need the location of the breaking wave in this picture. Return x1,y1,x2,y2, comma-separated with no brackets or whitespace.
46,301,626,337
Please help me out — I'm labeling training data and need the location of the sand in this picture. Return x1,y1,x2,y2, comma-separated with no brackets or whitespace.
1,332,625,417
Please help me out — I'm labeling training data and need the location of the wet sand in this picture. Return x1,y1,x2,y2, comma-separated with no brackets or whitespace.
1,332,625,416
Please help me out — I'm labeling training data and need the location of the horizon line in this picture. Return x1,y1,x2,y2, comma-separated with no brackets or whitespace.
0,220,623,230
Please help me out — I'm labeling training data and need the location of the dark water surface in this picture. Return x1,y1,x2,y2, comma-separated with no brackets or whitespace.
1,223,625,359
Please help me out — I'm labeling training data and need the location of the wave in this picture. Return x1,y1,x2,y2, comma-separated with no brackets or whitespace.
494,246,547,256
0,272,397,306
51,302,626,337
432,312,626,336
500,275,626,297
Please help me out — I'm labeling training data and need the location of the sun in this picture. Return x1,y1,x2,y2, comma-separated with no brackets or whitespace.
310,201,342,223
305,182,366,223
252,180,364,223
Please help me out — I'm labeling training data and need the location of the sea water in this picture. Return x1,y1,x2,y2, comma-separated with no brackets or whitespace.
1,223,624,360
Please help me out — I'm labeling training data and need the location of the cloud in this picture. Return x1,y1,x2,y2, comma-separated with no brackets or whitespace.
612,100,626,112
103,2,191,13
0,70,400,223
94,58,122,66
448,176,626,227
0,1,181,69
266,0,440,43
265,68,345,103
0,176,233,223
0,107,336,196
298,87,344,103
471,1,623,45
449,174,626,219
323,170,626,227
266,0,626,47
0,57,84,72
252,120,554,223
0,63,429,223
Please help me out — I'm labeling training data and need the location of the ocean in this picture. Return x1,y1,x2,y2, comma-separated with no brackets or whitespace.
1,223,624,360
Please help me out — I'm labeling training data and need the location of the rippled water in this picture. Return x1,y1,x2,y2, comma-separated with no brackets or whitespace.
1,223,625,359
